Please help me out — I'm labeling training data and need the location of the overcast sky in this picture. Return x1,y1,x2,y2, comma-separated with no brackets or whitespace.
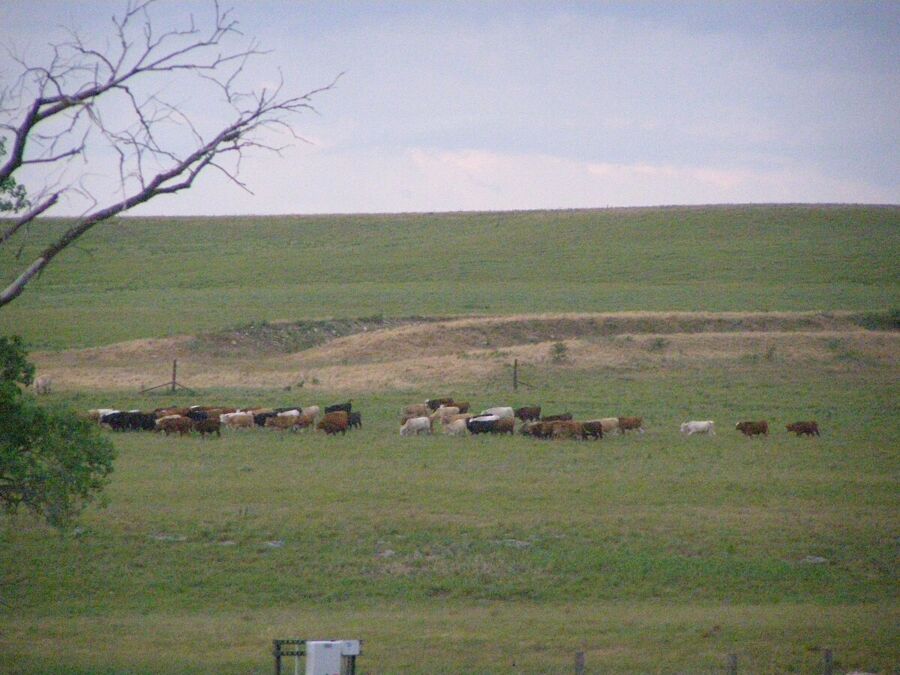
1,0,898,215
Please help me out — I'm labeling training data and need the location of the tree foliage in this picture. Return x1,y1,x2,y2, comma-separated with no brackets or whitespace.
0,0,337,307
0,337,115,528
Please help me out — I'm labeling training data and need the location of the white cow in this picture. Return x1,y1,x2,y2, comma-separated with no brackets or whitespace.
400,416,432,437
680,420,716,436
301,405,321,421
596,417,620,434
276,409,301,417
432,406,460,424
443,419,468,436
479,406,514,420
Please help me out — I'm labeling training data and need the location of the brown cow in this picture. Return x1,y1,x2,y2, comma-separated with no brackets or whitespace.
193,417,221,438
265,415,300,431
736,420,768,437
318,411,349,435
551,420,585,440
515,406,542,421
520,421,552,439
494,418,515,435
155,415,192,437
618,416,645,434
451,400,470,414
786,421,819,437
582,420,604,440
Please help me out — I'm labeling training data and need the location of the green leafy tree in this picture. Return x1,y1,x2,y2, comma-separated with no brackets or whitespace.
0,337,115,528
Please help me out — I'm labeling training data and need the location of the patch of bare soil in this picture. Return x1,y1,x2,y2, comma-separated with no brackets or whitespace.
31,311,899,392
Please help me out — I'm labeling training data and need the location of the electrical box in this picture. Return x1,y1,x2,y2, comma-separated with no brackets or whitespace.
305,641,361,675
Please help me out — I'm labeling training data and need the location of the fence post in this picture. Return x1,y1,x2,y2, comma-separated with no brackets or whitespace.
727,653,738,675
823,648,833,675
513,359,518,391
171,359,177,393
574,650,585,675
273,640,282,675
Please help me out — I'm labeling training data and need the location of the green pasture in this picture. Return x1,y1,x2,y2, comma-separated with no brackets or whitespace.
2,360,897,673
2,205,898,349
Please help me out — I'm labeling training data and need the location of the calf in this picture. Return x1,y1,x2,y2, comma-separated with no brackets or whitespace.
404,403,430,419
318,411,349,435
444,419,468,436
515,406,542,422
736,420,768,437
521,421,553,439
349,412,362,429
265,415,300,431
618,416,645,434
786,421,819,437
33,375,52,395
551,420,585,440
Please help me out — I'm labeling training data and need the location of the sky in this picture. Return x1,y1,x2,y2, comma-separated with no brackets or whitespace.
1,0,898,215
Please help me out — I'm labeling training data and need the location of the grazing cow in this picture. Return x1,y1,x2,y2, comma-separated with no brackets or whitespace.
301,405,321,421
400,416,432,436
426,397,455,411
680,420,716,436
89,408,118,424
33,375,52,395
786,421,820,437
618,416,645,434
325,400,352,415
318,411,349,435
276,409,301,418
445,413,473,425
222,412,254,430
515,406,542,422
541,413,573,422
186,409,209,422
110,411,157,432
404,403,430,418
551,420,585,440
155,415,192,436
155,406,190,418
466,415,500,434
193,417,221,438
582,420,604,439
265,415,300,431
348,412,362,429
480,406,515,420
736,420,768,437
444,419,468,436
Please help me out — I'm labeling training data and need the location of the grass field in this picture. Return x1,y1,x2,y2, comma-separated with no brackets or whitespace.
1,205,898,349
1,204,898,672
1,357,898,673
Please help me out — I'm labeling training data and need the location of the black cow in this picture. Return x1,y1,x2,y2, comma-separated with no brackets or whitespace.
515,406,542,421
426,397,455,411
466,416,499,434
541,413,573,422
325,400,352,415
186,409,209,422
348,412,362,429
254,412,278,427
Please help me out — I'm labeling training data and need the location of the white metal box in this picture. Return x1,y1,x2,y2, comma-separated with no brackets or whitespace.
305,640,360,675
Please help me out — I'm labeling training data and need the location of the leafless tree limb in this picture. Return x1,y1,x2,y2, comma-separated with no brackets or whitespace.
0,0,339,308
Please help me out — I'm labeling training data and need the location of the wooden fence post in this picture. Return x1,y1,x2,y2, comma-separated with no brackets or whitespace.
574,650,585,675
513,359,518,391
171,359,177,393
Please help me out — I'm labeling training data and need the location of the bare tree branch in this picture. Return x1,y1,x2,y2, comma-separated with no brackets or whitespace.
0,0,339,308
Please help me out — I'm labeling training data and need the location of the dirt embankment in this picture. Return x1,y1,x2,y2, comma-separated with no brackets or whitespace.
31,311,899,392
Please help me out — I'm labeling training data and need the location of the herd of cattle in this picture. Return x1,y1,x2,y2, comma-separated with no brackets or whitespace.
85,401,359,437
398,398,820,440
84,397,820,441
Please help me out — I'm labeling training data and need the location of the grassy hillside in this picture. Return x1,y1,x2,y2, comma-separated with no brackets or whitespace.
1,355,898,673
2,205,898,349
